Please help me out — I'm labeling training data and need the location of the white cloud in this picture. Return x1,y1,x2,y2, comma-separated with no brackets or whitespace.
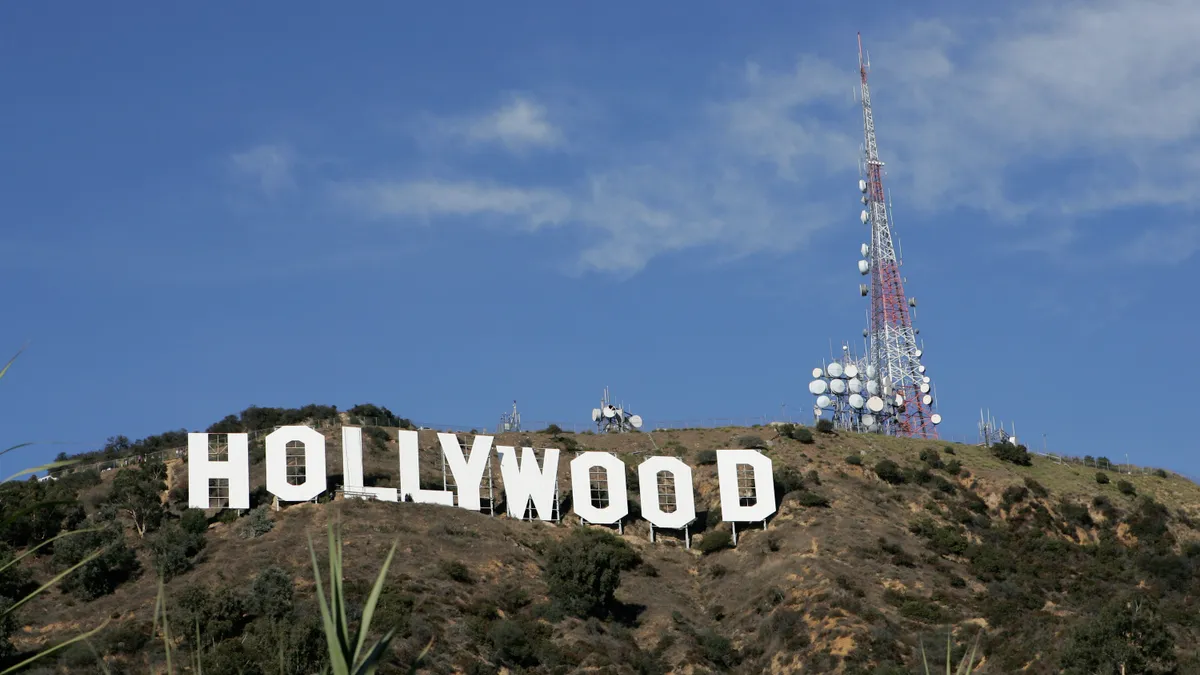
230,144,296,195
335,180,571,228
330,0,1200,273
431,95,564,152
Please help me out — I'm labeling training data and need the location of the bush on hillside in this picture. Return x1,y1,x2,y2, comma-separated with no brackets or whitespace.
795,491,830,508
543,527,640,618
777,423,814,444
53,524,141,601
541,424,563,435
919,448,944,470
944,459,963,476
815,419,835,433
1153,468,1169,479
150,522,206,581
694,449,718,466
1023,477,1049,498
991,441,1033,466
180,508,208,535
734,434,767,450
1096,472,1110,485
1117,480,1137,497
845,454,864,466
698,530,733,554
874,460,906,485
248,566,294,620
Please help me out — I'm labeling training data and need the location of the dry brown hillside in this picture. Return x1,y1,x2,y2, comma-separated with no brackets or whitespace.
13,420,1200,674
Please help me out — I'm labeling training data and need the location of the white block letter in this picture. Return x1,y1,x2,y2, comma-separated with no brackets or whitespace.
497,445,559,521
439,433,492,511
570,452,628,525
716,449,776,522
638,456,697,530
187,433,250,509
398,430,454,505
341,427,398,502
266,426,328,502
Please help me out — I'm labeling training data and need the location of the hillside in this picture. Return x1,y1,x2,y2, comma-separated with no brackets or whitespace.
6,410,1200,674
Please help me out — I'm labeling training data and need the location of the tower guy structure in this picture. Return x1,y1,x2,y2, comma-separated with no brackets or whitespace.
854,33,940,439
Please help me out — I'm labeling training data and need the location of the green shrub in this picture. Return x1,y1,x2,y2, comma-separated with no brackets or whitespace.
734,434,767,450
248,566,294,620
991,442,1032,466
542,424,563,434
543,527,640,618
699,531,733,555
149,522,206,581
774,466,806,496
1117,480,1136,496
795,491,830,508
53,524,141,600
815,419,835,433
874,459,906,485
441,560,473,584
238,505,274,539
845,454,863,466
789,426,814,444
179,508,208,535
919,448,944,469
1023,477,1049,498
1095,472,1110,485
1153,468,1169,479
694,449,718,465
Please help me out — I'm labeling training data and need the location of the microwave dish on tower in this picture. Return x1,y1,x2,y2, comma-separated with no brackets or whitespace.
595,387,644,433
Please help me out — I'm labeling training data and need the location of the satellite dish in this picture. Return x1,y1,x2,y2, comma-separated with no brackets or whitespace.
830,379,847,394
931,414,942,425
629,415,643,429
861,243,869,257
860,210,869,224
922,394,933,405
808,380,828,395
591,408,601,422
811,367,823,378
865,365,877,378
866,380,880,395
863,328,869,338
862,413,875,426
603,406,616,419
827,362,844,378
845,364,859,378
849,394,865,409
858,260,870,275
919,383,931,394
922,376,931,384
1008,436,1018,445
915,349,923,357
859,179,867,193
866,396,885,412
894,394,905,407
860,284,869,297
848,378,863,393
908,297,917,307
816,395,833,409
861,195,868,204
917,365,926,374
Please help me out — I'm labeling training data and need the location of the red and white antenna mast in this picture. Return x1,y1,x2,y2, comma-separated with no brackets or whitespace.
856,32,940,439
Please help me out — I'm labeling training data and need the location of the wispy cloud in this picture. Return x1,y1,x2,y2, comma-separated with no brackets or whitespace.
429,95,565,152
295,0,1200,273
230,144,296,195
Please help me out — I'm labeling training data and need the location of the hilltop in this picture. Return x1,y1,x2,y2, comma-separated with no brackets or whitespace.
6,405,1200,674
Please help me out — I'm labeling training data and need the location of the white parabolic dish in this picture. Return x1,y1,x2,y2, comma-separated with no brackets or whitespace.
849,394,865,409
848,378,863,393
866,380,880,395
629,414,643,429
603,406,616,418
830,379,847,394
861,243,869,257
827,362,844,378
865,365,877,378
922,394,933,405
931,414,942,425
918,365,926,373
591,408,601,422
816,395,833,408
811,367,823,378
844,364,859,378
858,260,870,275
860,210,869,224
867,396,885,412
808,380,828,395
920,383,931,394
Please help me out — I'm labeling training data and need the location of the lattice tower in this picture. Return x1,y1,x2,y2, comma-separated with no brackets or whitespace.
857,33,938,439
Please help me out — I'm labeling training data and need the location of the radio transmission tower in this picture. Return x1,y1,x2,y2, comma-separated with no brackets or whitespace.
855,33,940,439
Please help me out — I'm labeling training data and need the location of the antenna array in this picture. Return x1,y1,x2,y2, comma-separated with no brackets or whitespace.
497,400,521,434
808,343,942,433
592,386,644,433
978,409,1018,446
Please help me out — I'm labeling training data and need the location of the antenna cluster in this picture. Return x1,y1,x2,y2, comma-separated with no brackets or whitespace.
808,343,941,433
978,409,1018,446
497,400,521,433
592,386,643,433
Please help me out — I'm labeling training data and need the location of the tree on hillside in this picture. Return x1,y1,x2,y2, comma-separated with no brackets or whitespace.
109,466,166,537
544,528,641,619
1059,594,1177,674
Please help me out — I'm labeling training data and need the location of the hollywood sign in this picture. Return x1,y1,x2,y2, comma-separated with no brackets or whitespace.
188,426,778,529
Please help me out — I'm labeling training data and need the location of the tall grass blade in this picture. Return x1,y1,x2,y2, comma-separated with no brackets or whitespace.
2,545,105,617
0,527,102,578
0,617,110,675
2,458,77,484
0,346,25,382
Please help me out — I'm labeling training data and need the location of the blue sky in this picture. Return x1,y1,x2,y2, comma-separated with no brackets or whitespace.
3,1,1199,477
